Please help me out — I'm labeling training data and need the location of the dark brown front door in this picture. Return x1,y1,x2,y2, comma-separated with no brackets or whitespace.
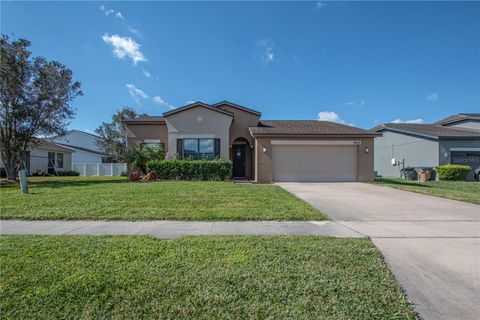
232,145,246,178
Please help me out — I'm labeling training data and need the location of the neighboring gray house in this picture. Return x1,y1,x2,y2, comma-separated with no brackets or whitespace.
1,140,74,176
52,130,110,164
371,113,480,180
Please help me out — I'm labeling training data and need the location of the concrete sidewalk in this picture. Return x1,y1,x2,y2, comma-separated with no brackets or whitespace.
0,220,363,239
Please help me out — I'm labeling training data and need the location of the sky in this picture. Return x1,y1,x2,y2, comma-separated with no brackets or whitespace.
1,1,479,132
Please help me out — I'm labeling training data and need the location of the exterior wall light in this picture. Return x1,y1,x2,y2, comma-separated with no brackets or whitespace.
365,147,369,153
262,147,267,153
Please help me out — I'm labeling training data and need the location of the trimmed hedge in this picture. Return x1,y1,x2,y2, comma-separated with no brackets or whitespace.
435,164,471,181
147,159,232,181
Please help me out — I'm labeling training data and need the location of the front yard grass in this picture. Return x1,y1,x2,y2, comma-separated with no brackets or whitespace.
374,178,480,205
0,235,417,319
0,176,325,221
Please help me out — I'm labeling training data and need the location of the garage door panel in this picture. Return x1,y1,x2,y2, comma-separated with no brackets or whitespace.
272,145,357,182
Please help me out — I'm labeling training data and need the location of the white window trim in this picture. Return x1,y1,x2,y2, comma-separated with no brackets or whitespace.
180,134,215,139
144,139,161,144
270,140,361,146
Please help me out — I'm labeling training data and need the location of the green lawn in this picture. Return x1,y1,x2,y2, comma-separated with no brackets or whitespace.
374,178,480,205
0,176,325,221
0,235,417,319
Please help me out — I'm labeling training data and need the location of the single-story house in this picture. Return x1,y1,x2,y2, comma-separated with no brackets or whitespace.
123,101,379,183
0,140,74,176
371,113,480,180
52,130,111,163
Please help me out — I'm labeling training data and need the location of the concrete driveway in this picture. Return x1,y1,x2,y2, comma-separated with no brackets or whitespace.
278,182,480,320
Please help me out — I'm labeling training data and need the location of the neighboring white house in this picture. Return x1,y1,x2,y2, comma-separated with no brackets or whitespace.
52,130,110,163
51,130,126,177
1,140,74,176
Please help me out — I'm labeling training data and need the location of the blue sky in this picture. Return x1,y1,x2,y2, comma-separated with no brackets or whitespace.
2,1,479,131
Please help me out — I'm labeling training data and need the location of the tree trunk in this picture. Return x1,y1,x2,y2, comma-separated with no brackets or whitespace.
4,162,17,180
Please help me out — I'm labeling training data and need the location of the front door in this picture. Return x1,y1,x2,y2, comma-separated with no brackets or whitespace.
232,145,246,178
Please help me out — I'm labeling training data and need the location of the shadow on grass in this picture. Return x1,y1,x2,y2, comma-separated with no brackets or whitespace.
375,178,432,188
1,178,128,190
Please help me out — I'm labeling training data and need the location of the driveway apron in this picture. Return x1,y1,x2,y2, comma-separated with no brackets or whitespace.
278,182,480,320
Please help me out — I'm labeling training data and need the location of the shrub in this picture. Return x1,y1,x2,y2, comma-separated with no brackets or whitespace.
55,170,80,176
127,145,165,175
435,164,471,181
147,159,232,181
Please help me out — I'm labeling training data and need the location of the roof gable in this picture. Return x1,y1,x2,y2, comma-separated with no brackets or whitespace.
433,113,480,126
213,101,261,116
163,102,234,118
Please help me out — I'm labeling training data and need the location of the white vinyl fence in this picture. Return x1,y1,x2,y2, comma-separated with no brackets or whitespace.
73,163,127,177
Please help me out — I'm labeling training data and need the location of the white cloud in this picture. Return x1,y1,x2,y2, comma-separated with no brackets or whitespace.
344,100,365,107
255,38,275,66
153,96,174,109
317,111,355,126
100,4,123,19
186,100,197,104
100,5,140,37
126,84,149,103
427,92,439,102
314,1,327,9
152,96,165,105
127,26,141,37
102,34,147,65
391,118,424,124
142,69,152,78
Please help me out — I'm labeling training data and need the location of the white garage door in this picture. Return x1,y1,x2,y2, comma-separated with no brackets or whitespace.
272,145,357,182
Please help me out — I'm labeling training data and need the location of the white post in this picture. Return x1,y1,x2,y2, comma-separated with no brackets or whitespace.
83,163,87,177
19,169,29,194
110,163,114,176
97,163,100,176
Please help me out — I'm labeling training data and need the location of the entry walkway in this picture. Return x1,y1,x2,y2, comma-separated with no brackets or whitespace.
0,220,363,239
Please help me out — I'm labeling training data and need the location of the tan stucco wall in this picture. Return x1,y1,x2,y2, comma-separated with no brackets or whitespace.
126,124,168,152
254,138,273,183
164,106,233,159
216,104,260,146
254,137,375,183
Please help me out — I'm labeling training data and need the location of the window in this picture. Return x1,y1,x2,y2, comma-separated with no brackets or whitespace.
56,153,64,169
177,138,220,160
47,152,55,174
183,139,199,159
199,139,214,160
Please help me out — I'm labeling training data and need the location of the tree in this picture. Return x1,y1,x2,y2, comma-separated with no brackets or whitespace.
95,107,145,162
126,144,165,175
0,35,82,180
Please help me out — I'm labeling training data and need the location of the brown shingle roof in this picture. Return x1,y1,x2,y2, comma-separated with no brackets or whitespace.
122,116,165,124
433,113,480,125
371,123,480,139
249,120,379,137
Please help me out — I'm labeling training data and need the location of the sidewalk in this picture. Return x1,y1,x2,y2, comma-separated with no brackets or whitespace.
0,220,363,239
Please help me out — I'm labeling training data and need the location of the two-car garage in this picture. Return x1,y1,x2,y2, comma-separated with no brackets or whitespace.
271,141,359,182
250,120,378,183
